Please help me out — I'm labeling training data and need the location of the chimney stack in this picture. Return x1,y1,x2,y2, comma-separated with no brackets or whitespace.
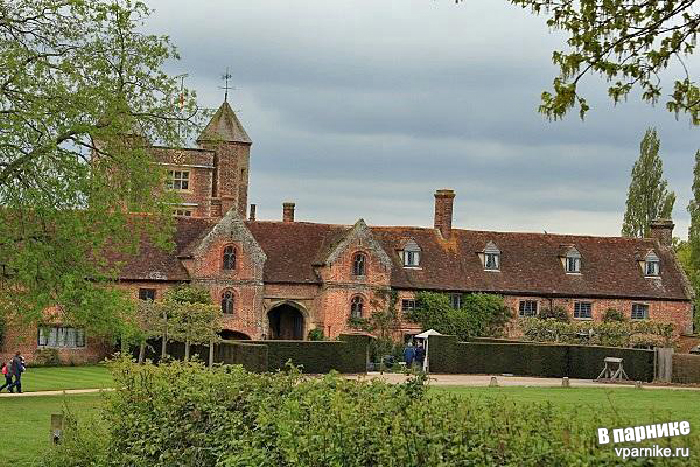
249,204,256,222
282,202,295,223
434,189,455,239
650,218,674,246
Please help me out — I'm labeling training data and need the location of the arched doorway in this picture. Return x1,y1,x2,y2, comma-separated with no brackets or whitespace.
267,304,304,340
219,329,251,341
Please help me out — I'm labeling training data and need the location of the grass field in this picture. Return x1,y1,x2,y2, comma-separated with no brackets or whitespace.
3,381,698,466
3,365,113,392
1,392,104,467
433,386,700,428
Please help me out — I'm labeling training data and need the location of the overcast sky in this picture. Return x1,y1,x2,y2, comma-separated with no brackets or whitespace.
146,0,698,238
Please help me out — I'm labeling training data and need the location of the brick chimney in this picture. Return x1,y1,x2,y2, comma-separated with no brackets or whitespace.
249,203,256,222
650,218,674,246
434,189,455,239
282,202,295,223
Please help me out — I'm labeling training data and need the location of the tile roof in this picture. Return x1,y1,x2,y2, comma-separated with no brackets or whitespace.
116,218,690,301
197,102,252,144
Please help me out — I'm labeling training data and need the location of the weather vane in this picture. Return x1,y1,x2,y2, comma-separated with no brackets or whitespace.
219,67,236,103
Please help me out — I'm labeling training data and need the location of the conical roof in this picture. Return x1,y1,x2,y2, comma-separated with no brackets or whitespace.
197,102,252,144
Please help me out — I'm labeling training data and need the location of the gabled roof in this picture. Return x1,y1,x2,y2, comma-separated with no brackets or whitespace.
115,218,691,301
197,102,252,144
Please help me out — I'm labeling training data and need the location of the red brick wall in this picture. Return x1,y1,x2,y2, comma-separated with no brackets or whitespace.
153,147,216,218
198,141,250,217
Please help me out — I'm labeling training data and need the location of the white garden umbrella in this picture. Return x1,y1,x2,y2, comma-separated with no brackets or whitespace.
414,329,442,372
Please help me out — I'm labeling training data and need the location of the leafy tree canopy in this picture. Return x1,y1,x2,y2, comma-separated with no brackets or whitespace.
0,0,200,334
622,128,675,237
503,0,700,124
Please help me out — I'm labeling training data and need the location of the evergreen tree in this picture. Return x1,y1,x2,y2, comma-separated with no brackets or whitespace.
688,150,700,271
622,128,676,238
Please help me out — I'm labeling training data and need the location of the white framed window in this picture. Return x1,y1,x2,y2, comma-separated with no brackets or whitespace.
401,299,419,314
518,300,538,317
37,326,86,348
645,252,660,276
173,209,192,217
484,242,500,271
166,170,190,190
574,301,592,320
565,248,581,273
402,239,421,267
450,293,462,310
631,304,649,320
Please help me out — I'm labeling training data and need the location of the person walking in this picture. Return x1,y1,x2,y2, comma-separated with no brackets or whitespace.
11,352,24,393
414,341,425,372
0,361,12,392
403,341,415,369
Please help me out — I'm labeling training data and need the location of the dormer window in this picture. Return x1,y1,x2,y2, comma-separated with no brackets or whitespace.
223,245,236,271
352,252,366,276
402,239,421,267
565,248,581,273
483,242,500,271
645,252,660,276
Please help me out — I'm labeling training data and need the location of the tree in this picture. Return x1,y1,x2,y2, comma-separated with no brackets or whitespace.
622,128,675,238
0,1,200,334
504,0,700,124
160,285,221,362
688,150,700,269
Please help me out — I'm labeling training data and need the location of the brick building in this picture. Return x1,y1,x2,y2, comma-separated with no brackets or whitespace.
4,101,694,363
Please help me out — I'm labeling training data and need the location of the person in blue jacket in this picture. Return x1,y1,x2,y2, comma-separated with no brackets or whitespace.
403,341,415,368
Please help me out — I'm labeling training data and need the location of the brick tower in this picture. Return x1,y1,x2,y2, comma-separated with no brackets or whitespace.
197,102,252,217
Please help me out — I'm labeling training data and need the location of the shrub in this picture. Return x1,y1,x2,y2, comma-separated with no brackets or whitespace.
307,328,325,341
411,292,512,339
519,318,673,347
539,305,570,322
41,359,699,467
602,308,626,322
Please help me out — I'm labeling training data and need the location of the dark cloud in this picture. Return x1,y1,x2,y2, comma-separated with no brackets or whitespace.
147,0,699,237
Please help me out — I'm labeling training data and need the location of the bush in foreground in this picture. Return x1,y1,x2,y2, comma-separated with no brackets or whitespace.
42,359,697,467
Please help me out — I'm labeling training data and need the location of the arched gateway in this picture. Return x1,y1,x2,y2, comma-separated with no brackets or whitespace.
219,329,251,341
267,303,304,340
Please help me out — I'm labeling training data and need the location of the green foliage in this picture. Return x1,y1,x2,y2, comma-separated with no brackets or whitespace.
602,308,627,323
162,284,213,305
539,305,570,322
507,0,700,124
0,0,203,334
622,128,676,238
307,328,325,341
42,359,699,467
410,292,511,340
520,318,673,348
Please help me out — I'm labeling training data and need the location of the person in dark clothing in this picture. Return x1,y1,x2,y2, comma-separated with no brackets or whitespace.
414,342,425,372
0,361,12,392
11,352,24,393
403,341,415,368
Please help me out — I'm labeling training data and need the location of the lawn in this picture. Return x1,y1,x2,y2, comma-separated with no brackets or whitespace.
6,365,113,392
0,392,104,467
435,386,700,428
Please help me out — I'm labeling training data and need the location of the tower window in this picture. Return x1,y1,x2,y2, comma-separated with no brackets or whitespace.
353,252,366,276
221,291,235,315
166,170,190,190
350,296,364,319
223,245,236,271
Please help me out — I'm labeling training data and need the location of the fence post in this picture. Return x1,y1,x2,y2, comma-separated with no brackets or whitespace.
50,413,64,445
209,339,214,368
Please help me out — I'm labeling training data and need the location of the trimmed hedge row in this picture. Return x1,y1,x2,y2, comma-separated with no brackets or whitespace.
135,334,373,374
672,353,700,384
429,335,654,381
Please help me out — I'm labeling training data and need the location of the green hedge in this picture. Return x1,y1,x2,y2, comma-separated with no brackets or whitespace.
135,334,373,374
42,360,699,467
429,335,654,381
